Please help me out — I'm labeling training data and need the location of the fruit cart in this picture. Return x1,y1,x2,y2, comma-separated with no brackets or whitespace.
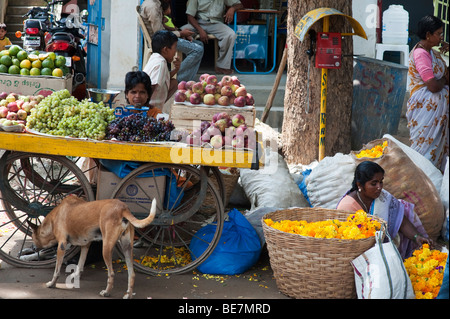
0,130,262,276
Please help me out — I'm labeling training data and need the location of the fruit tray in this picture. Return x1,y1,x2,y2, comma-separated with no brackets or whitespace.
0,124,24,132
173,101,254,110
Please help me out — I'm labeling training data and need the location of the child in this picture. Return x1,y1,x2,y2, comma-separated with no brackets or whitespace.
143,30,180,111
0,23,12,51
161,1,193,41
124,70,162,118
161,1,176,32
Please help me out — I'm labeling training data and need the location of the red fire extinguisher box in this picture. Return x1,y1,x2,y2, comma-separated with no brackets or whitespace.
315,32,342,69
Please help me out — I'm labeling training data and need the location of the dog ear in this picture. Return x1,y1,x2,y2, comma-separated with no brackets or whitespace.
27,219,39,232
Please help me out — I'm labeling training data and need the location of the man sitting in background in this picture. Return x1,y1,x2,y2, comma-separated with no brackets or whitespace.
182,0,243,75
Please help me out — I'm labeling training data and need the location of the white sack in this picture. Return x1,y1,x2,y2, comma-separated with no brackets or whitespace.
305,153,356,209
239,151,309,210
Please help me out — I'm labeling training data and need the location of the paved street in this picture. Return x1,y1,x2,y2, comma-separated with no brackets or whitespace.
0,247,289,300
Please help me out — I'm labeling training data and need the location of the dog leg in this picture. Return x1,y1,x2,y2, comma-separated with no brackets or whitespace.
74,243,91,279
47,242,66,288
99,241,115,297
120,226,136,299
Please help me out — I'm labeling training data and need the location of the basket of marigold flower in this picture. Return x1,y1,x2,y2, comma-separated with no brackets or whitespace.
403,244,448,299
262,207,386,299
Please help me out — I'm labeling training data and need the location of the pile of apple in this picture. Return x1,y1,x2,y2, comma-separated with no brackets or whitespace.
186,112,255,149
174,74,254,107
0,92,41,129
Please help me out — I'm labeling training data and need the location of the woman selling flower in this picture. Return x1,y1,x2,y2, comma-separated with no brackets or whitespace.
336,161,433,258
406,15,449,172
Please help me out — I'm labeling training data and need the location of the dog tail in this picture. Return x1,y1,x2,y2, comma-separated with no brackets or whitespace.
124,198,157,228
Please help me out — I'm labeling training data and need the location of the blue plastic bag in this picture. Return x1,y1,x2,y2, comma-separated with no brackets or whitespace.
190,209,262,275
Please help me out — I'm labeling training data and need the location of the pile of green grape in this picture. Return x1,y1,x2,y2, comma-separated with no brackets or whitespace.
26,89,115,140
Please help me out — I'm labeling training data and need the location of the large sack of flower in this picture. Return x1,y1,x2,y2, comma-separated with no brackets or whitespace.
383,134,443,193
304,153,356,209
350,138,444,241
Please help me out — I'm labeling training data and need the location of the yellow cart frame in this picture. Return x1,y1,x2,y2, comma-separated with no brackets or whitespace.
0,131,263,275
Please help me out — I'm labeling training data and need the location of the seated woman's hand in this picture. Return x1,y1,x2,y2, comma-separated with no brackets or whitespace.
415,234,433,247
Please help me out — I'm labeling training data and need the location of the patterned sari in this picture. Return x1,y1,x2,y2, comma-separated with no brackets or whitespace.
337,189,428,259
406,45,449,172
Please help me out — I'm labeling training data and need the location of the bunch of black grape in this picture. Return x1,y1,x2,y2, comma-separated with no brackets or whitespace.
106,113,176,142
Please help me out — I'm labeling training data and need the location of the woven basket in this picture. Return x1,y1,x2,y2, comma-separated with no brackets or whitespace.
262,208,385,299
200,171,239,214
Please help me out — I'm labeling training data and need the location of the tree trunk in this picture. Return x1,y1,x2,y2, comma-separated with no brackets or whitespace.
281,0,354,164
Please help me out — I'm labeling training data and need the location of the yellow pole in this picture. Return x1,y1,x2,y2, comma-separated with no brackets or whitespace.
318,16,330,161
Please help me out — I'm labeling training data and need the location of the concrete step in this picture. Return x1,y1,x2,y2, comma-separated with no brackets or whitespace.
237,72,286,129
6,5,42,16
7,0,47,6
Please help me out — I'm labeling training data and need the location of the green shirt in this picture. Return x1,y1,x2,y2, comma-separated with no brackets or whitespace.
186,0,241,23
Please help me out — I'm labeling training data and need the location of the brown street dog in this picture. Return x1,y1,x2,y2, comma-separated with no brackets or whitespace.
29,195,157,299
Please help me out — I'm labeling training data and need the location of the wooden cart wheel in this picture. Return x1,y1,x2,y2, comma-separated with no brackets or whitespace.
0,151,95,268
110,163,224,275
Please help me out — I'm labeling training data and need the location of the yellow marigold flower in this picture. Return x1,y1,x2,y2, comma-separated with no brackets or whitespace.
264,210,380,240
355,141,388,158
404,244,448,299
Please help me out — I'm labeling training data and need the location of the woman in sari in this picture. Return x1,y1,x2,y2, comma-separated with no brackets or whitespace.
407,15,449,172
337,161,432,258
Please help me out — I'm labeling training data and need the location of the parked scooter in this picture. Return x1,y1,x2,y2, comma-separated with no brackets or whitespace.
16,6,52,52
44,12,87,88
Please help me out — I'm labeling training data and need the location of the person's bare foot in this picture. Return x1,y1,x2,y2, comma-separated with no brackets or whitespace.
215,67,234,75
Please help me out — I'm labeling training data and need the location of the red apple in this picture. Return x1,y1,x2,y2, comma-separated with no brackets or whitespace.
7,102,19,113
231,76,240,86
220,85,233,97
192,82,204,94
6,94,16,103
214,118,229,133
178,81,187,90
201,132,211,143
206,75,218,85
17,109,27,120
221,75,233,87
205,125,222,137
217,95,230,106
190,93,202,104
231,114,246,127
210,135,224,149
204,84,216,95
233,96,246,107
203,93,216,105
174,91,187,102
21,102,33,113
213,112,230,123
235,86,247,97
6,112,18,120
185,81,195,91
16,100,24,109
0,106,8,118
199,73,210,82
245,93,254,106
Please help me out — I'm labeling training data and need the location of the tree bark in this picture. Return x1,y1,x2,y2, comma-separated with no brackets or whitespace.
281,0,354,164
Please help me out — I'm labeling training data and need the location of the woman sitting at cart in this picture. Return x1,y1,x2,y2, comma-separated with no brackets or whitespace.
336,161,432,258
124,70,162,118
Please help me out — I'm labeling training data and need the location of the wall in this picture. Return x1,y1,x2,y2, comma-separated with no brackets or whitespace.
104,0,140,90
352,0,378,58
